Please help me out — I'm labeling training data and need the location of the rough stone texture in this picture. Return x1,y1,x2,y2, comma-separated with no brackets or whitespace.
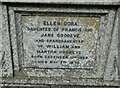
1,85,119,88
0,1,2,77
119,7,120,82
2,5,118,86
0,2,3,88
104,8,118,81
51,85,119,88
1,0,120,5
0,1,120,88
2,4,13,78
21,16,99,69
1,85,50,88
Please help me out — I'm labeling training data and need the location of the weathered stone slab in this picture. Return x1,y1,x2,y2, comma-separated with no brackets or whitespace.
0,0,120,87
21,15,99,69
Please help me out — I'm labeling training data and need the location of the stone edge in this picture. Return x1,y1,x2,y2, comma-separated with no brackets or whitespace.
0,1,3,88
0,0,120,5
0,0,120,87
118,7,120,82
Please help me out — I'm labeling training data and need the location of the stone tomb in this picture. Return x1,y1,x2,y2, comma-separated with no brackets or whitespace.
0,1,120,87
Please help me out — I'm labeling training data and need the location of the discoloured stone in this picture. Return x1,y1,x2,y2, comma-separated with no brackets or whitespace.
21,16,99,69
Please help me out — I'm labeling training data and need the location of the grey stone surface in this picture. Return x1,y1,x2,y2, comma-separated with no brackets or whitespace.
0,1,2,77
0,86,119,88
0,2,3,88
1,85,50,88
2,5,13,78
21,16,98,69
118,7,120,82
1,0,120,5
1,85,120,88
51,85,119,88
3,5,118,86
0,1,120,88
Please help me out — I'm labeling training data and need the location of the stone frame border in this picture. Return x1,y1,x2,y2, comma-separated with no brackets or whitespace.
0,2,119,85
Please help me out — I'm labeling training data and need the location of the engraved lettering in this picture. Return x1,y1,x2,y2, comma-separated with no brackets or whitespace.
43,21,60,26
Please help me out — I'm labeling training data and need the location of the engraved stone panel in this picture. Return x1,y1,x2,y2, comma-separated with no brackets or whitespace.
21,15,99,68
1,4,119,86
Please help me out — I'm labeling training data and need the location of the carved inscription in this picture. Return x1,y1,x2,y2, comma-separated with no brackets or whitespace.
21,16,99,68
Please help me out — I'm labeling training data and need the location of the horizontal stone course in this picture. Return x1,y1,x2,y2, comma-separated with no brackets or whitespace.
1,0,120,5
